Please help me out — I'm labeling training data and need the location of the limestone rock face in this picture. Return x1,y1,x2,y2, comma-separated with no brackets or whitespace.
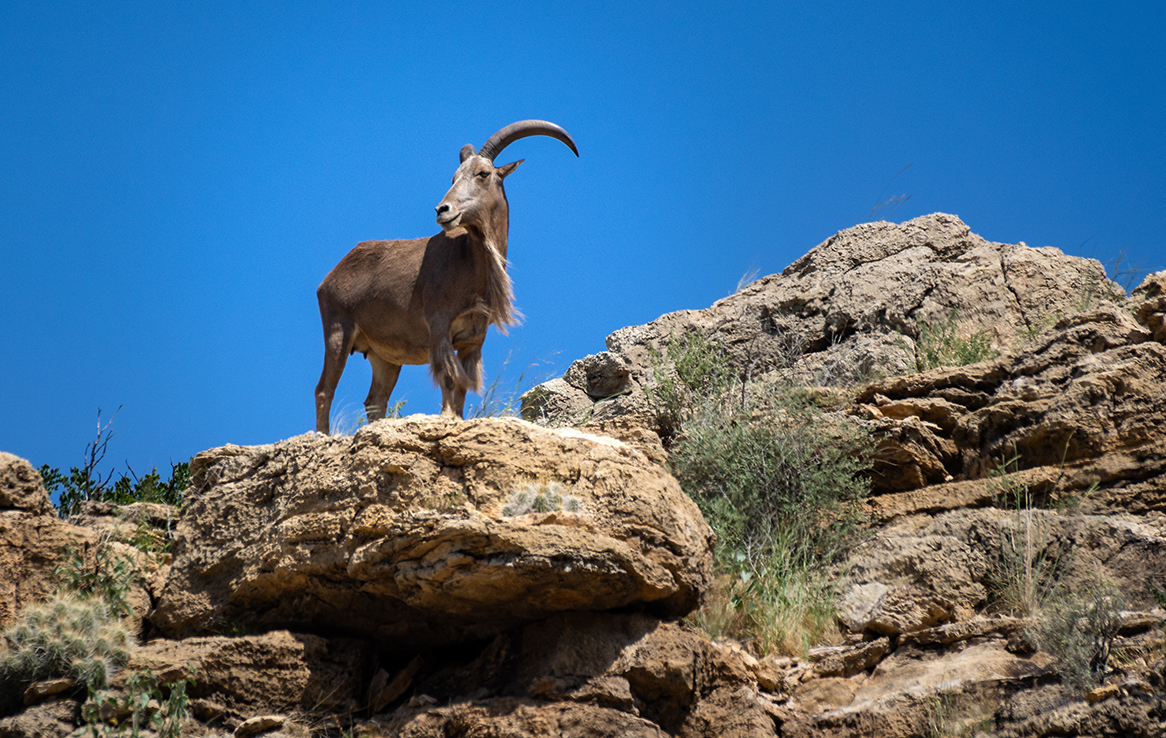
857,300,1166,508
152,416,713,648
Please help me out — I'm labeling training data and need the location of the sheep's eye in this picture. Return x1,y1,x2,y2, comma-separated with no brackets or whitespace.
476,170,490,179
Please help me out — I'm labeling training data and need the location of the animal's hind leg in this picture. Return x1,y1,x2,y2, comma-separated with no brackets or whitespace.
315,318,355,434
365,354,402,423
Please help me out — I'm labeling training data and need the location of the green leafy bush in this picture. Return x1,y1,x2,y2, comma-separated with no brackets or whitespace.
38,410,190,516
41,461,190,517
646,331,736,444
669,379,869,571
55,542,141,619
81,668,196,738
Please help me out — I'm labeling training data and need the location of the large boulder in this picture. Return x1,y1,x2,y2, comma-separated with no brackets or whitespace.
152,417,714,649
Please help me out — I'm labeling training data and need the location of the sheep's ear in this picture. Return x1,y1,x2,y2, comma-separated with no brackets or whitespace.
459,144,477,162
497,159,523,178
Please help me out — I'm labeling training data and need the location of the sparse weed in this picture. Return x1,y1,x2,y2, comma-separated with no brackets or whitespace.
927,689,957,738
863,163,913,224
1017,312,1062,347
915,310,996,372
1104,250,1144,296
645,331,735,443
735,267,761,293
687,550,840,656
468,353,555,419
420,487,468,511
329,400,407,436
987,458,1064,617
926,688,993,738
1075,264,1128,313
1026,579,1125,695
55,540,141,619
502,482,583,516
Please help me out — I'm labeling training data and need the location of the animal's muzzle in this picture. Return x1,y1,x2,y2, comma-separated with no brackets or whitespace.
435,203,460,228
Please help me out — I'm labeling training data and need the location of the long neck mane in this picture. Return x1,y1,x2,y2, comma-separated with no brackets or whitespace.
470,210,520,333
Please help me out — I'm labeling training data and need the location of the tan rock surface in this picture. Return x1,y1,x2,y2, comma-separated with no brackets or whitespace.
129,630,370,723
0,455,99,629
0,453,53,517
152,416,713,647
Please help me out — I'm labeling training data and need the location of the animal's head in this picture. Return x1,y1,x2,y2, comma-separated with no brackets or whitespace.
435,120,578,235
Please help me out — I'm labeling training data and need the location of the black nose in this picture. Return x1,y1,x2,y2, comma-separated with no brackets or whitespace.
436,204,449,215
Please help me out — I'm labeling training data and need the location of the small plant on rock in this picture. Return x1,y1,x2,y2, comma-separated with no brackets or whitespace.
81,667,196,738
502,482,582,516
986,451,1078,616
55,540,141,619
646,331,736,443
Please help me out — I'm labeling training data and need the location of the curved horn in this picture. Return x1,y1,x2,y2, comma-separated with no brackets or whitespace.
478,120,579,162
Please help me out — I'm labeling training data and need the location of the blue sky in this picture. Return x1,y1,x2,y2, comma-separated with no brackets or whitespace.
3,1,1163,482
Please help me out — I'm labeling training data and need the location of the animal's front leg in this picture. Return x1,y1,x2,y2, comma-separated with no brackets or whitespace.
428,317,468,419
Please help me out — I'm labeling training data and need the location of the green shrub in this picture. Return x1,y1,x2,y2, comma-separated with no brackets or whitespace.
646,331,736,443
41,461,190,517
0,595,134,715
55,542,141,619
657,331,871,655
669,381,869,570
39,410,190,516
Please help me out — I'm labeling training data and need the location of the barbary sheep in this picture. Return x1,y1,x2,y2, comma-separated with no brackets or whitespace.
314,120,578,433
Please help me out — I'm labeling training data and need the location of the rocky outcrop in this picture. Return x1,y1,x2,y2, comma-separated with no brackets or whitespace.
857,302,1165,493
4,215,1166,738
522,213,1124,432
152,416,713,648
